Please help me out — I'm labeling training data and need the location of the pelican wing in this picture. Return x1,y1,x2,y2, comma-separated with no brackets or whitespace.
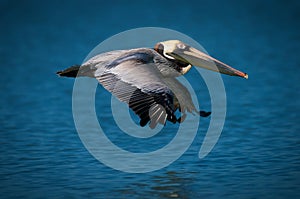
93,49,178,128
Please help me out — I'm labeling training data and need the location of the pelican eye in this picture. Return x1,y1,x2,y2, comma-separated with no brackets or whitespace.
177,43,186,49
154,43,164,55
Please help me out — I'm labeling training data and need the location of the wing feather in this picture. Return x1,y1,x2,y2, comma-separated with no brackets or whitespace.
94,50,178,128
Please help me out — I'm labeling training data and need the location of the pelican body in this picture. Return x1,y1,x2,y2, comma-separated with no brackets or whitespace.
57,40,247,128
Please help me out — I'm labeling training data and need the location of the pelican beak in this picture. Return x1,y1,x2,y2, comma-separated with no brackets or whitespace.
169,46,248,79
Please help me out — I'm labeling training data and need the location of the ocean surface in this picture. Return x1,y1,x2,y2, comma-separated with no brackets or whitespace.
1,0,299,198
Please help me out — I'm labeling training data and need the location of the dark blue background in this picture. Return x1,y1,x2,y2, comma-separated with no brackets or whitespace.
1,0,299,198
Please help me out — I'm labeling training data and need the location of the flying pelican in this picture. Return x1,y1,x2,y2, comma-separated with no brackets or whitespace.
57,40,248,128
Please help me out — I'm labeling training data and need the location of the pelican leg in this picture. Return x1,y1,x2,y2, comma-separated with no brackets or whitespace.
199,111,211,117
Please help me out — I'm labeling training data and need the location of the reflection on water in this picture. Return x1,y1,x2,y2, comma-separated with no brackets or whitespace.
114,171,194,199
1,0,300,198
150,171,191,198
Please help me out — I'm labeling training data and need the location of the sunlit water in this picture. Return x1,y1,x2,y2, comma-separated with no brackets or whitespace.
0,1,299,198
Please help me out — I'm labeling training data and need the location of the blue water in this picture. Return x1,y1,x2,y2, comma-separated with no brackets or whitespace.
1,0,300,198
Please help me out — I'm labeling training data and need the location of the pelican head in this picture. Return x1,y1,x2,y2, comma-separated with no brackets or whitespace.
155,40,248,79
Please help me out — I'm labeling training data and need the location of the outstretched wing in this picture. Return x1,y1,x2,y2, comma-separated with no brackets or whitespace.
93,49,178,128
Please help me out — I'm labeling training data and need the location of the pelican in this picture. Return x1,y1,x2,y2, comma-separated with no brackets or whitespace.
57,40,247,128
